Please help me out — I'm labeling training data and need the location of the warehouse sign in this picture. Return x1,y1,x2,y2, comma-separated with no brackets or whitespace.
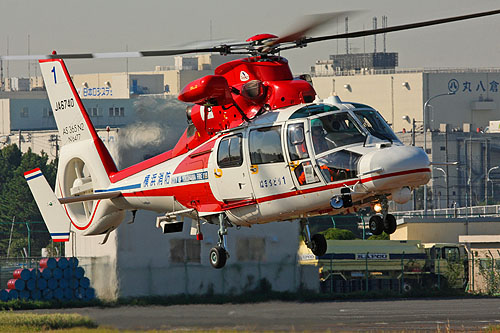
448,78,499,94
356,253,388,260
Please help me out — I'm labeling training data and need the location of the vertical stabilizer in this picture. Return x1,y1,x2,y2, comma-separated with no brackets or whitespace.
24,168,70,242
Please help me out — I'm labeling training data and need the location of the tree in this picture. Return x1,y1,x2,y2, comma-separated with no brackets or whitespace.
368,232,390,240
321,228,356,240
0,145,57,257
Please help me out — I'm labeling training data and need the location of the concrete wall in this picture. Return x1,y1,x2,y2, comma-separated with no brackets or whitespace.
114,211,317,297
391,217,500,243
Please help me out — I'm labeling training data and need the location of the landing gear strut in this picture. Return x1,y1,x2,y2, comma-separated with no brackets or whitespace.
300,219,327,257
209,214,230,269
369,198,397,236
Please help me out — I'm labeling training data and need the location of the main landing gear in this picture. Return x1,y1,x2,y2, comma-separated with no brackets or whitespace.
369,198,397,236
300,219,327,257
209,214,230,269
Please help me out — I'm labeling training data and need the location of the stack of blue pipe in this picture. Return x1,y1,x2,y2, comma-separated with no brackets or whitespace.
0,257,95,302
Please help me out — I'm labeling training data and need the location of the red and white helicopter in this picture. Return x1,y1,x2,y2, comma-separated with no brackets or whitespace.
7,9,500,268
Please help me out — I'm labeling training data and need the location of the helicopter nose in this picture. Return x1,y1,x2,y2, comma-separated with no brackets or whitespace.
358,145,431,192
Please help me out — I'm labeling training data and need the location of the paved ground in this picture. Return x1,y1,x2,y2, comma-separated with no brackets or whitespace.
30,298,500,331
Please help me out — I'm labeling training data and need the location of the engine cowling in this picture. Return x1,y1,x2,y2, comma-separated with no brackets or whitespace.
178,75,233,106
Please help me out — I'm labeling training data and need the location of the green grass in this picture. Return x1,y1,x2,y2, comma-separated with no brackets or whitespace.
0,312,97,332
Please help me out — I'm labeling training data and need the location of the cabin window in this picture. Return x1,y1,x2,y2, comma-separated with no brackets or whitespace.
217,134,243,168
287,123,309,161
249,126,284,164
316,150,361,183
311,112,365,155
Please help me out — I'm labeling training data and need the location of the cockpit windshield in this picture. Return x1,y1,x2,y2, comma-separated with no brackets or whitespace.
310,112,366,155
353,109,399,142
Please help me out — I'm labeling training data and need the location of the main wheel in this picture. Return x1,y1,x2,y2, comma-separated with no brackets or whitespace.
369,215,384,235
384,214,397,234
209,246,227,269
311,234,327,257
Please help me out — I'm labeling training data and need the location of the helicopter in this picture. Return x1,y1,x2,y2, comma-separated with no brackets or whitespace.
13,9,500,268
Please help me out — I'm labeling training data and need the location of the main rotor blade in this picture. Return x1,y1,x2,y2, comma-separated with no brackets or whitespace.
304,8,500,44
270,11,358,46
0,46,232,61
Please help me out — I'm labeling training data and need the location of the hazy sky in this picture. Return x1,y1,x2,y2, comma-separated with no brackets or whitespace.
1,0,500,77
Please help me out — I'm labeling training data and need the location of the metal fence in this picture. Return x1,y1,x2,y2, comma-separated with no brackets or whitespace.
0,258,41,289
318,256,470,295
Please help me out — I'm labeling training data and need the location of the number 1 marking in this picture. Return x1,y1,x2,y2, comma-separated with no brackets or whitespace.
51,66,57,84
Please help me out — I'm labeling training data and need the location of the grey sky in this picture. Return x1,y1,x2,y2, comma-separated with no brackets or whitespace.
1,0,500,77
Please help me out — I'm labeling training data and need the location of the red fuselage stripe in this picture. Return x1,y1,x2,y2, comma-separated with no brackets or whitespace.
120,167,430,210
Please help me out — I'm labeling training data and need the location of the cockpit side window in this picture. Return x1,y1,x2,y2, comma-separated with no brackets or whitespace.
353,109,399,142
249,126,284,165
217,134,243,168
287,123,309,161
316,150,361,183
311,113,365,154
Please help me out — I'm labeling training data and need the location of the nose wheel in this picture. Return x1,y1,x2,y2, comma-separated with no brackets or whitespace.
369,213,397,235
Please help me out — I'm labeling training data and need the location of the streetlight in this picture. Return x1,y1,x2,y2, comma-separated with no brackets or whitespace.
433,167,447,209
487,166,500,204
423,92,455,215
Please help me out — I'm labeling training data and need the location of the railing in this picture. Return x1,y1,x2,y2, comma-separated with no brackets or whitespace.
311,67,500,77
392,205,500,219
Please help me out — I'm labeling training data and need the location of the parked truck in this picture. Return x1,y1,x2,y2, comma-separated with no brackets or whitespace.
299,240,467,293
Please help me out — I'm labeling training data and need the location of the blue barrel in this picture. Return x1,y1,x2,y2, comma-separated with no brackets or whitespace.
26,279,36,291
63,288,73,300
13,268,31,281
59,278,69,289
7,279,25,291
0,289,8,302
7,289,18,300
29,268,40,280
68,257,79,268
63,268,72,280
75,287,84,300
42,289,53,300
19,290,30,300
85,287,95,300
79,277,90,289
30,289,42,301
40,268,52,280
39,257,57,270
53,288,64,300
69,279,79,290
52,268,63,280
74,267,84,279
47,278,58,290
36,278,47,290
56,257,68,269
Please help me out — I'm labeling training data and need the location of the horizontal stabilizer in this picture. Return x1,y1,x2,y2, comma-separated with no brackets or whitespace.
24,168,71,242
58,191,121,204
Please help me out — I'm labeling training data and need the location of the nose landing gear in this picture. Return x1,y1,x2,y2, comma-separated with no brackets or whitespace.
369,198,397,236
300,219,327,257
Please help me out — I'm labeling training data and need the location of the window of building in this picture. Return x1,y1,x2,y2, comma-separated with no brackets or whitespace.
108,107,124,117
217,134,243,168
236,237,266,262
170,239,201,263
440,146,446,151
90,107,100,117
249,126,284,164
20,107,29,118
42,107,53,118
